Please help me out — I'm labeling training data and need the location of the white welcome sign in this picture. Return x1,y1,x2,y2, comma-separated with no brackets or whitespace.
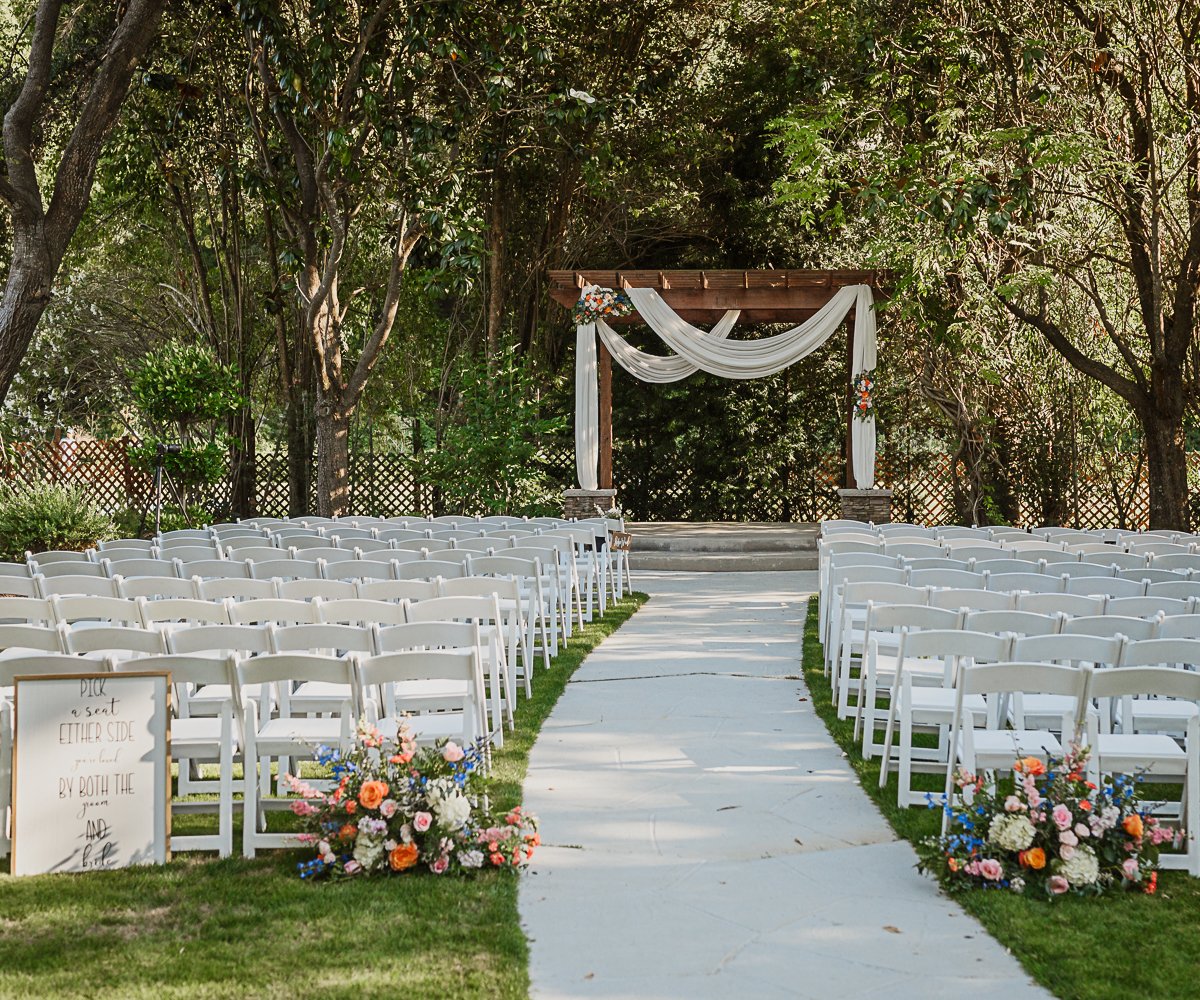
11,672,171,876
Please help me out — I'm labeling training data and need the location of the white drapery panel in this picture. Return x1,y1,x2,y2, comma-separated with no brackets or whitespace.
574,282,878,491
595,311,739,383
575,321,599,490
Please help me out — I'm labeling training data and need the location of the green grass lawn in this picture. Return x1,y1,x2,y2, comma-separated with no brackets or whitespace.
0,594,647,1000
802,597,1200,1000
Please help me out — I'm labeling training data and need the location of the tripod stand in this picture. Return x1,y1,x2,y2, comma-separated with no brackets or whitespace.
139,443,193,536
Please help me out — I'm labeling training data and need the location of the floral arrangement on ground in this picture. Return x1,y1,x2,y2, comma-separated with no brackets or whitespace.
573,286,634,326
286,721,539,879
917,745,1180,898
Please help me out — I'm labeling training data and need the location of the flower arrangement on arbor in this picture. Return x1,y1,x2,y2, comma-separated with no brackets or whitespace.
852,371,875,420
287,721,539,879
573,286,634,326
917,746,1178,898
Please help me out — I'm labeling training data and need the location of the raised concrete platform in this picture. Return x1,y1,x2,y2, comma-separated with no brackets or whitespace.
627,522,819,572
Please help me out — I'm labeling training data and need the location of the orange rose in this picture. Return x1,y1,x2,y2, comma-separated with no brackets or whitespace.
1123,813,1144,839
947,857,960,872
1021,848,1046,870
344,800,357,814
389,844,420,871
358,780,388,811
1015,757,1046,776
337,823,357,842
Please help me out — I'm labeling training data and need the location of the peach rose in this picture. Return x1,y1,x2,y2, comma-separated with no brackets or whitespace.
389,844,420,871
1123,813,1144,839
1020,848,1046,870
442,741,465,763
1015,757,1046,776
358,780,389,811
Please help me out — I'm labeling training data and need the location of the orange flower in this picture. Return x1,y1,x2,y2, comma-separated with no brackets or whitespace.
344,800,357,814
1123,813,1144,839
1079,800,1092,811
947,857,960,872
337,822,357,842
1015,757,1046,776
389,844,420,871
1019,847,1046,870
359,780,389,810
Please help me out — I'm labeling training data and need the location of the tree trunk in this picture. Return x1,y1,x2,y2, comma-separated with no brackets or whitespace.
285,387,314,517
229,400,257,519
1142,407,1189,530
0,227,54,401
316,388,353,517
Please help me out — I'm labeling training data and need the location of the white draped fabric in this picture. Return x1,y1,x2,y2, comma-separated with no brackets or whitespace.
595,311,739,383
575,282,878,491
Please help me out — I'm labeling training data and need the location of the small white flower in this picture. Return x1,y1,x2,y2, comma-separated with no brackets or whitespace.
568,88,596,104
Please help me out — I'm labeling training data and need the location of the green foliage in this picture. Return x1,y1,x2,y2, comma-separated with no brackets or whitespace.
129,341,243,429
128,341,243,489
417,351,565,516
0,481,115,561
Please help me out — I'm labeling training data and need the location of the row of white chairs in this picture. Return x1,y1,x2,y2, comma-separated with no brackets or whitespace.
1,643,492,859
822,517,1200,549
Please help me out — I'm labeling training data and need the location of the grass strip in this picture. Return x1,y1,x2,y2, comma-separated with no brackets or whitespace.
0,593,648,1000
802,597,1200,1000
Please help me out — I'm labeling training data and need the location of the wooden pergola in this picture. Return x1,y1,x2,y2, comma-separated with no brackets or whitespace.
548,268,890,491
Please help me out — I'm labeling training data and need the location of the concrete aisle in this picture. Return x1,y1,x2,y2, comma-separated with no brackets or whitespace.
519,572,1048,1000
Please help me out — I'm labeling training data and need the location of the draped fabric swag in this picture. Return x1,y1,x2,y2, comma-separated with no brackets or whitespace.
575,283,878,491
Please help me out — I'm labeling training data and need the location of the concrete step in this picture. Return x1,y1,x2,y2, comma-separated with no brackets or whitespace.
629,551,818,573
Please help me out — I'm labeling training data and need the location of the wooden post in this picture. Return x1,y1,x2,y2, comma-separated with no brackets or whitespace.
844,308,855,489
599,340,613,490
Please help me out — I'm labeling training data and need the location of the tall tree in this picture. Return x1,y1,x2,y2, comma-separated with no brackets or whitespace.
0,0,166,406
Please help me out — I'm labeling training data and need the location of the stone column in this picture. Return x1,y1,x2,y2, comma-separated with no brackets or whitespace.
563,488,617,520
837,488,893,524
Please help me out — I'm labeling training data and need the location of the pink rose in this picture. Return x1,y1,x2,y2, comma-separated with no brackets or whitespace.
1122,858,1140,880
1004,795,1024,813
1059,829,1078,848
380,799,398,819
413,811,433,833
978,858,1003,881
344,860,362,875
1026,787,1042,809
442,741,465,763
431,855,450,874
1052,804,1073,830
1059,844,1075,861
1074,823,1090,839
1048,875,1069,894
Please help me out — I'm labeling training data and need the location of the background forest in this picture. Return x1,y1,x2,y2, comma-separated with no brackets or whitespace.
1,0,1197,527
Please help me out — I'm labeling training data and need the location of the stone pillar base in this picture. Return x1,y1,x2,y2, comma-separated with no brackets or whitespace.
838,488,893,524
563,488,616,520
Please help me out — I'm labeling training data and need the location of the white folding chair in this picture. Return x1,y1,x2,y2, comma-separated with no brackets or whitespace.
318,598,409,627
119,576,199,601
116,653,239,858
940,662,1092,833
234,652,354,856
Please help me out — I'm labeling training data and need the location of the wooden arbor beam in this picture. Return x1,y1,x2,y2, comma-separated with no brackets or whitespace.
548,268,890,324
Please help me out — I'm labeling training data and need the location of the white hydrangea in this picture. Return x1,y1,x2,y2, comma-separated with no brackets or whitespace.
1058,844,1100,886
352,833,385,871
428,778,473,830
989,813,1036,852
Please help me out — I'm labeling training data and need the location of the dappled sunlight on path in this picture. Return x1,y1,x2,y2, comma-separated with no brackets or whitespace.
520,572,1048,999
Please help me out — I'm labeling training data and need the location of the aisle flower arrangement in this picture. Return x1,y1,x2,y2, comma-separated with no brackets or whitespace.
852,371,875,419
573,286,634,325
918,745,1178,898
286,721,539,879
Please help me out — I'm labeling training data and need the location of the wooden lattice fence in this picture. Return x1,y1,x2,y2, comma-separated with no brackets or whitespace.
3,436,1197,528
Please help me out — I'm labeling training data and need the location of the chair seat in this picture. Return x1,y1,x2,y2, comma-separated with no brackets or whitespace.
171,717,240,756
254,717,346,755
873,654,942,679
377,713,468,743
1017,693,1077,725
291,680,352,703
1094,732,1187,776
911,689,986,716
971,729,1061,762
1126,699,1200,731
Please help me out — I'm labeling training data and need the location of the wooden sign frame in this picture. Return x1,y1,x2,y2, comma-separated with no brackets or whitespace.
10,671,172,876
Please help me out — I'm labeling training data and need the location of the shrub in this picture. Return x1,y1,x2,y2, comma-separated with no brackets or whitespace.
0,481,116,561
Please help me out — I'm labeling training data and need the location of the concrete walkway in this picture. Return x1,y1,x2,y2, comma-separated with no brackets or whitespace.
519,572,1048,999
